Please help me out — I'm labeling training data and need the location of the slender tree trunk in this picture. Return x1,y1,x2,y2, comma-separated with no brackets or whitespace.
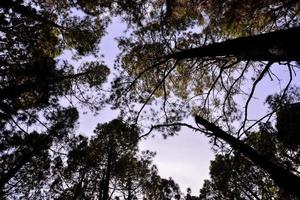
126,178,133,200
73,171,85,200
167,27,300,61
101,146,113,200
237,179,260,200
195,115,300,198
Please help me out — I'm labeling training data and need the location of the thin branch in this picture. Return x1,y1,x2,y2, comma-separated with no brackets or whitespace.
23,110,50,132
120,58,170,98
9,117,29,135
162,65,169,123
223,61,249,112
203,62,226,109
135,60,179,123
49,148,68,156
241,62,294,137
238,62,273,135
138,122,202,140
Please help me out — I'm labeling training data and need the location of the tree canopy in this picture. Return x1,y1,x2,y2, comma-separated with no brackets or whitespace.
1,0,300,199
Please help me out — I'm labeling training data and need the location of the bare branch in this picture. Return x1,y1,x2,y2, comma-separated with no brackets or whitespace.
238,62,273,135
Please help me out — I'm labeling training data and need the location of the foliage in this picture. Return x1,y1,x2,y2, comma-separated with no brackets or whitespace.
142,166,182,200
200,124,300,200
110,0,300,197
1,0,300,199
47,119,173,200
112,0,300,131
0,106,79,198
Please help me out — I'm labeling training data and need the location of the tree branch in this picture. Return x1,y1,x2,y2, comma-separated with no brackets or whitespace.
194,115,300,198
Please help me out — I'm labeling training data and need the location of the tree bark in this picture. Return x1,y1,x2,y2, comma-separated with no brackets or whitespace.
100,145,114,200
195,115,300,198
126,178,133,200
167,27,300,61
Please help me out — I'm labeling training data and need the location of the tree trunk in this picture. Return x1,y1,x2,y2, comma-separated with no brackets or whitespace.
73,171,85,200
100,146,114,200
167,27,300,61
195,115,300,198
126,178,133,200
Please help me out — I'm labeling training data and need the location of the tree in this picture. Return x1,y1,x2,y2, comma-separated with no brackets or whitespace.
0,1,111,190
185,188,199,200
0,0,148,197
194,113,300,198
276,102,300,149
0,0,113,123
2,0,300,198
49,119,156,200
111,0,300,198
200,0,300,36
0,106,79,198
142,166,182,200
200,125,299,200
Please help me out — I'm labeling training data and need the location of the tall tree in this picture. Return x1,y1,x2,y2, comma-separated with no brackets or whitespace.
50,119,155,200
0,106,79,198
0,0,113,122
0,0,113,196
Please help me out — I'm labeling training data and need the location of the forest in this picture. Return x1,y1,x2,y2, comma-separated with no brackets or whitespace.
0,0,300,199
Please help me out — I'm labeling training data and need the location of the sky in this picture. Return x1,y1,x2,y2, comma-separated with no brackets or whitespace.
77,18,215,195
